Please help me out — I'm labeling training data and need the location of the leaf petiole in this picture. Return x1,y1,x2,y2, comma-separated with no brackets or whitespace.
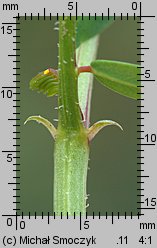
77,65,92,75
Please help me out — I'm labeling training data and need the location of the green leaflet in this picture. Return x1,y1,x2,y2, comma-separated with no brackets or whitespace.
76,16,114,48
91,60,140,100
30,68,59,97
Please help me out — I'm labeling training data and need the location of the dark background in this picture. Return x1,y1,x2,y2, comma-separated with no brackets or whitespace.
18,17,139,215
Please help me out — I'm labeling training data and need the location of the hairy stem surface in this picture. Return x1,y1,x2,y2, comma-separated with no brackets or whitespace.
54,16,89,215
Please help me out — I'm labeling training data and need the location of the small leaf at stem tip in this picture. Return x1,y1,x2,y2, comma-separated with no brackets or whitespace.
30,68,59,97
24,115,56,139
91,60,140,100
87,120,123,142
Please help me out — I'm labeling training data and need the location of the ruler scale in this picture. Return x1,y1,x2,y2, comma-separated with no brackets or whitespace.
0,0,156,247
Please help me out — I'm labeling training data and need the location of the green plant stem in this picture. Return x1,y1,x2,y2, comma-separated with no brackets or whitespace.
58,16,81,131
54,16,89,215
54,133,89,215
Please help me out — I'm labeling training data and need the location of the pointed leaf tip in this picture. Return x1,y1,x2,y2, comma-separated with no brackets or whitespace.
24,115,56,139
87,120,123,141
